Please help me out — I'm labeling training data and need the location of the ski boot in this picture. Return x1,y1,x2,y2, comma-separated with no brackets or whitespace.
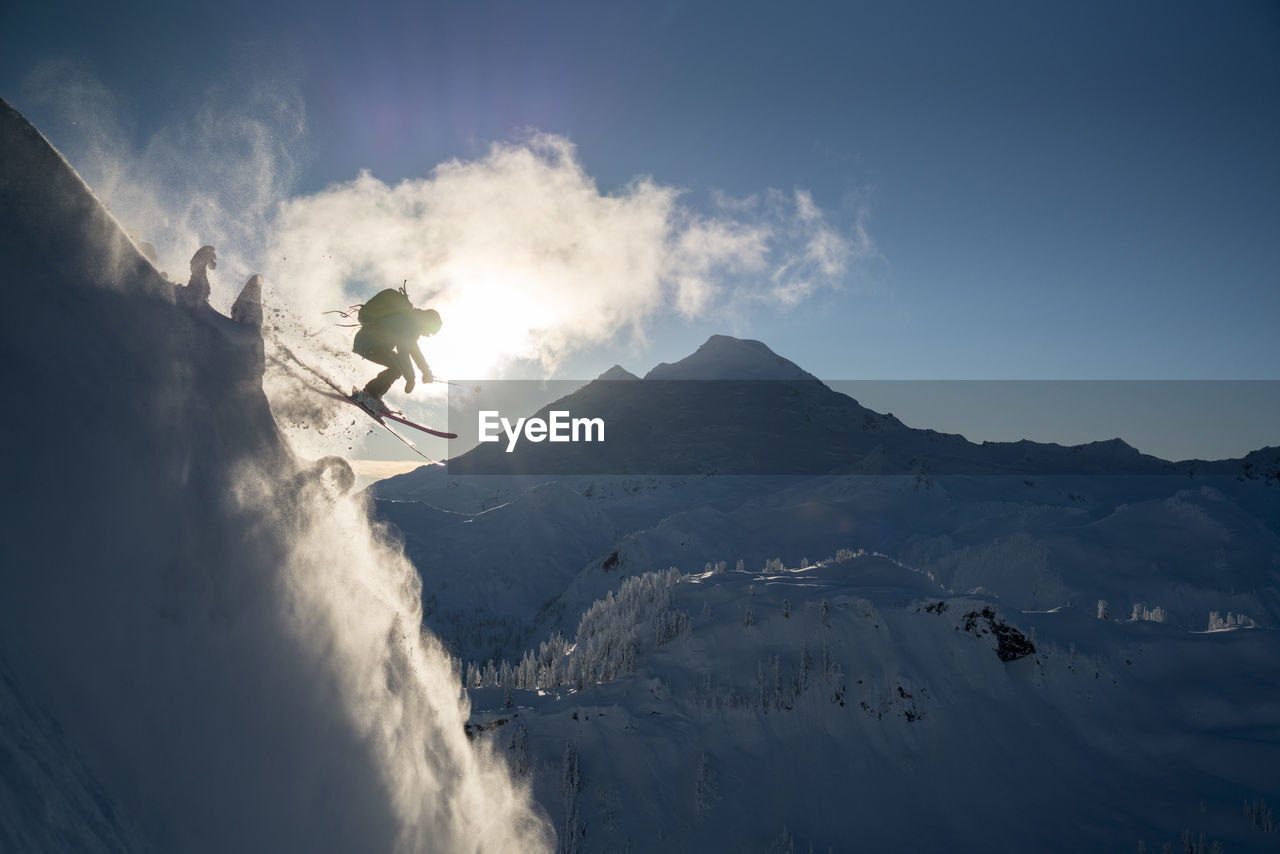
351,388,391,417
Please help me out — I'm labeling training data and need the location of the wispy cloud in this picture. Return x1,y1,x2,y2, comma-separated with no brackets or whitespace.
266,135,878,377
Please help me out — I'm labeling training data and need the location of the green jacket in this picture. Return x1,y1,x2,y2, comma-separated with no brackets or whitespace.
354,312,431,378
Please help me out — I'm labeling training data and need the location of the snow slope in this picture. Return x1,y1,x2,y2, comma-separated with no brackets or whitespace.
0,656,153,853
466,555,1280,852
0,98,550,852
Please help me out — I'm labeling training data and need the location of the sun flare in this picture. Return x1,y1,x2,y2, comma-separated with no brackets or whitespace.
420,265,558,381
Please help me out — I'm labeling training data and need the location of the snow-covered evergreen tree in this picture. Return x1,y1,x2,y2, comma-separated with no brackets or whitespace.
466,567,689,691
1131,603,1168,623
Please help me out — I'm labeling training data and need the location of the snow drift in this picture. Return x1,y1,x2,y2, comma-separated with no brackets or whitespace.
0,97,550,852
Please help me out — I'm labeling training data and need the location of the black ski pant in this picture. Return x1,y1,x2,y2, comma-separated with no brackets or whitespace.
354,329,412,398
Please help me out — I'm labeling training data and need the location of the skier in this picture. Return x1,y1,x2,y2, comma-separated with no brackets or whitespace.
350,286,442,413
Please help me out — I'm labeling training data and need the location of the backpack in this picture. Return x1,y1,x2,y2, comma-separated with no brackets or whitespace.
357,286,413,326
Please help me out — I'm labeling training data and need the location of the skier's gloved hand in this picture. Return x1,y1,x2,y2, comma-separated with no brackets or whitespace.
421,367,433,384
404,374,416,394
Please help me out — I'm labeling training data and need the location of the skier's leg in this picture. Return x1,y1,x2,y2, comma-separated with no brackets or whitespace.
364,366,399,398
363,350,414,397
354,329,408,399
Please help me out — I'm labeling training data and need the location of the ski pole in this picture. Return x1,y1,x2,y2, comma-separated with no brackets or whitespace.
433,378,483,393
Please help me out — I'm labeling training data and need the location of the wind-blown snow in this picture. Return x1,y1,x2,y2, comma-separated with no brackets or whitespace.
0,98,550,852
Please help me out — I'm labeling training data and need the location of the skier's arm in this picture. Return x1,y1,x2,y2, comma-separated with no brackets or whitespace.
385,313,433,383
405,339,432,383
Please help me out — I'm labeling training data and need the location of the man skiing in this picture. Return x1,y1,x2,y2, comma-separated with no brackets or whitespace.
350,286,442,413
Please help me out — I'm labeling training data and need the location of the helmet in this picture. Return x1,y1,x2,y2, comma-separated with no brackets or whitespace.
416,308,442,336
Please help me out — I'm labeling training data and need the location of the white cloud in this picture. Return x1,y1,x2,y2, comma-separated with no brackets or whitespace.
266,137,876,378
767,189,878,307
794,187,823,223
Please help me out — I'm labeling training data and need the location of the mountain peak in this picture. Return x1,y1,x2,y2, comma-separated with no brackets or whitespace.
643,335,817,381
596,364,639,381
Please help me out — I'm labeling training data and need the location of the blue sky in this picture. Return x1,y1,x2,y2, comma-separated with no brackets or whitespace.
3,0,1277,459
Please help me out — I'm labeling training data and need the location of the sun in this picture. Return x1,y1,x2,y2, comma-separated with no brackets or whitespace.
420,266,555,381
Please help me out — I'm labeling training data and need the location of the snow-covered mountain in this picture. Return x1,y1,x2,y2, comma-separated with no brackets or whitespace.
371,342,1280,849
0,98,550,853
375,335,1278,652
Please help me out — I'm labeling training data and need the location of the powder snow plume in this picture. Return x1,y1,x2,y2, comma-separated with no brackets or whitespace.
17,58,305,312
0,97,552,852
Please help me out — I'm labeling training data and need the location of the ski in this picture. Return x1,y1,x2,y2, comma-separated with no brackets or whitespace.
311,385,458,440
379,408,457,439
267,340,456,463
306,386,444,464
